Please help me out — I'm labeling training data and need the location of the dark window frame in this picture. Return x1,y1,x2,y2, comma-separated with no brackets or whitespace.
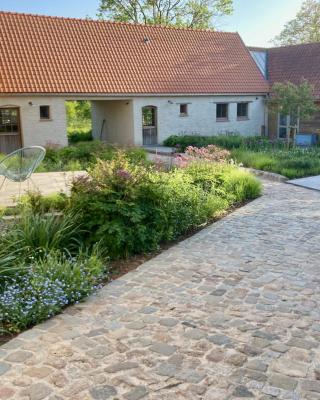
0,107,20,134
216,103,228,121
39,105,51,120
237,102,249,120
179,103,188,117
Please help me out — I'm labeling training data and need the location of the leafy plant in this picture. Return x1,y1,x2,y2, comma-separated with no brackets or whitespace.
164,134,268,151
165,134,320,179
272,0,320,46
0,210,83,276
98,0,233,29
0,251,105,333
39,142,148,172
70,153,261,258
268,81,318,145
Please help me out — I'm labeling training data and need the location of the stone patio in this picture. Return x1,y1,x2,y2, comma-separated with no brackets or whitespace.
0,171,85,207
0,152,165,207
1,181,320,399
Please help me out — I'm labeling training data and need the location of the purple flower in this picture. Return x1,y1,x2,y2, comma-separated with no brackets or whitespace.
116,169,132,180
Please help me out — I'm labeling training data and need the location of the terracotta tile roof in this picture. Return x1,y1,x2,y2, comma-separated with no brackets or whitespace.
268,43,320,98
0,11,269,95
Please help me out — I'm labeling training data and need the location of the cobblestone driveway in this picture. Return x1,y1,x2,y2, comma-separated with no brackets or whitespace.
1,181,320,399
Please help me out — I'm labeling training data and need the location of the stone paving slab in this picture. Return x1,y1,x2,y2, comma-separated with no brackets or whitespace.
287,175,320,192
1,181,320,399
0,171,86,207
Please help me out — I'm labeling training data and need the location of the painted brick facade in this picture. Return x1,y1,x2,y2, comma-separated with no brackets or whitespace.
92,95,266,146
133,95,266,145
0,96,68,149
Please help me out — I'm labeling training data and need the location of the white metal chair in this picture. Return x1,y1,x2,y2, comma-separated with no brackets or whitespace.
0,146,46,198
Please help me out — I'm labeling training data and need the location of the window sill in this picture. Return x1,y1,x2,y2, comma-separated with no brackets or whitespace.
216,118,229,122
179,114,188,117
39,119,52,122
237,117,249,121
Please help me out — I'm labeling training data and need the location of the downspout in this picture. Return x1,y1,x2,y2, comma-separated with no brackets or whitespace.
100,119,106,141
265,49,269,138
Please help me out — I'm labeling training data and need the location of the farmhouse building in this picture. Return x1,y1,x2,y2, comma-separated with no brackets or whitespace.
250,43,320,141
0,11,269,153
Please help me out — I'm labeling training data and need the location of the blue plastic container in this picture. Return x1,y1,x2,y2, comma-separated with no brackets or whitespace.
296,133,317,146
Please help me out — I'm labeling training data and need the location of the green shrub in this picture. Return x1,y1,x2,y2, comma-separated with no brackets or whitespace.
67,128,93,144
70,155,261,259
184,162,261,203
164,135,286,152
220,167,262,202
124,147,149,164
40,142,147,172
21,192,69,213
0,250,105,333
164,134,249,151
0,193,68,217
57,141,105,164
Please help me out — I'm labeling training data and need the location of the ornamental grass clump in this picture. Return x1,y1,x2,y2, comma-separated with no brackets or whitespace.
0,206,107,334
0,209,83,276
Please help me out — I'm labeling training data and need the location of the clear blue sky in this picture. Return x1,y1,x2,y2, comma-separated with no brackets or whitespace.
0,0,304,47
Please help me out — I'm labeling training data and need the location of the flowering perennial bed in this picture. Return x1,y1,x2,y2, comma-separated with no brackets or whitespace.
0,148,261,338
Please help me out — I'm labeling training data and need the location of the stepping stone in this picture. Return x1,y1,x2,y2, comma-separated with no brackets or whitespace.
150,342,176,356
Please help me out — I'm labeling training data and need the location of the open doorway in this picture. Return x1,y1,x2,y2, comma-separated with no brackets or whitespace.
142,106,157,145
65,101,92,143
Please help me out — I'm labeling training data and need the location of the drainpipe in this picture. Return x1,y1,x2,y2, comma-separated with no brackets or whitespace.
100,119,106,141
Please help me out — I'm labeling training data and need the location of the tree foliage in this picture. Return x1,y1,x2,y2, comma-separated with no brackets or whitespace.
66,101,91,129
272,0,320,46
98,0,233,29
268,80,318,122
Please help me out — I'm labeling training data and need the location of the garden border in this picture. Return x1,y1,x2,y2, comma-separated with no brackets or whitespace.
242,167,287,182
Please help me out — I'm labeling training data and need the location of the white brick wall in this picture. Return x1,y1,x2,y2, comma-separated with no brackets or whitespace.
133,95,266,145
1,95,265,150
91,100,134,146
0,96,68,148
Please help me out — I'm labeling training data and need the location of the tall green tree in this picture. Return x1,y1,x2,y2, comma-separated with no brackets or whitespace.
272,0,320,46
98,0,233,29
268,80,318,144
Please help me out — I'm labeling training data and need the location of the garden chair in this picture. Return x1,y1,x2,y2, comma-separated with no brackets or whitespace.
0,146,46,198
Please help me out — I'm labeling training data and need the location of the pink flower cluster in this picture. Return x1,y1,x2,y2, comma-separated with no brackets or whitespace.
173,153,190,168
173,145,230,168
185,145,230,162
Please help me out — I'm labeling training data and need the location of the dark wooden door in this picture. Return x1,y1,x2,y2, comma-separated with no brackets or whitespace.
142,106,157,145
0,108,22,154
